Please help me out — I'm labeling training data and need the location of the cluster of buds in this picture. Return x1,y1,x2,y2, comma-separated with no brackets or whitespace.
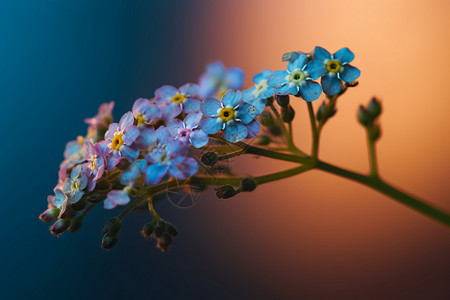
142,220,178,252
358,97,382,141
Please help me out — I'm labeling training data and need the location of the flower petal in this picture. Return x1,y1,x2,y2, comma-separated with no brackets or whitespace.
287,54,307,72
199,117,223,134
123,125,140,145
184,111,203,129
155,85,177,105
314,46,332,62
183,98,201,113
333,47,355,64
267,70,289,88
340,65,361,82
224,122,248,143
120,145,139,162
222,89,243,107
245,119,260,139
274,84,298,96
179,83,199,96
162,103,182,120
168,157,199,179
226,67,245,89
119,111,134,130
104,123,119,140
299,80,322,102
321,74,342,95
145,163,168,185
237,103,257,124
200,98,222,117
190,129,209,148
305,59,326,80
253,69,272,84
166,118,184,137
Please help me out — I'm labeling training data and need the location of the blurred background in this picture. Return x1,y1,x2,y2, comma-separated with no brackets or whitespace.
1,0,450,299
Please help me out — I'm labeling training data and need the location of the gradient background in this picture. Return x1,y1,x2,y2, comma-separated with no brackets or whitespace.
1,0,450,299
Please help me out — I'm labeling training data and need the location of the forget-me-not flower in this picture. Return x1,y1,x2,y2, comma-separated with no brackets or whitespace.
166,111,209,148
243,69,274,115
155,84,201,118
198,61,244,98
132,98,161,127
62,164,88,204
85,141,106,191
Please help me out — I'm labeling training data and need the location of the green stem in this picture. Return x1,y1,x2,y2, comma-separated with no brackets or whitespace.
316,160,450,227
367,134,378,178
307,102,319,159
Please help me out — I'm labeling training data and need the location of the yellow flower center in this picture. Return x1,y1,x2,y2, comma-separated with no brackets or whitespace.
218,90,227,100
136,113,146,126
77,136,85,145
326,60,341,73
218,107,235,123
89,156,97,171
111,132,124,151
171,94,186,104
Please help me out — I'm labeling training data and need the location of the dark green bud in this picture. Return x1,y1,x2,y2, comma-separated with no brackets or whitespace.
241,178,257,192
201,152,218,166
281,105,295,123
157,233,173,252
102,217,122,236
166,223,178,237
368,97,382,118
68,216,83,233
215,185,237,199
316,102,326,121
58,201,76,219
94,178,111,191
368,124,381,141
141,222,155,238
39,207,60,223
259,111,275,127
50,219,71,236
281,51,298,62
153,224,164,238
275,94,290,108
358,105,373,126
101,235,118,250
256,135,271,146
71,196,87,211
87,192,106,204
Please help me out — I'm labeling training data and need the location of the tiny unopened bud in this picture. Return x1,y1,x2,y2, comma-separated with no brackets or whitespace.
68,216,83,233
368,124,381,141
39,207,60,223
259,111,275,127
281,51,299,62
71,196,87,211
281,105,295,123
153,224,164,238
358,105,373,127
94,178,111,191
50,219,71,236
102,217,122,236
241,178,257,192
166,223,179,237
201,152,218,166
316,102,326,121
215,185,237,199
275,95,290,108
87,192,106,203
101,235,118,250
59,201,76,219
368,97,382,118
141,222,155,238
257,135,271,146
157,233,173,252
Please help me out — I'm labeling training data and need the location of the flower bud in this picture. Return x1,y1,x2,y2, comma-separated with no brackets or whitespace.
215,185,237,199
166,223,179,237
275,95,290,108
68,216,83,233
58,201,76,219
101,235,118,250
368,124,381,141
157,233,173,252
71,196,87,211
358,105,373,127
94,178,111,191
153,224,164,238
281,105,295,123
256,135,271,146
281,51,298,62
241,178,257,192
316,102,326,121
368,97,382,119
141,222,155,238
102,217,122,236
201,152,218,166
50,219,71,236
39,207,60,223
87,192,106,203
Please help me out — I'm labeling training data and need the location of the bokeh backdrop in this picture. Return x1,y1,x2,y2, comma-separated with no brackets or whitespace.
1,0,450,299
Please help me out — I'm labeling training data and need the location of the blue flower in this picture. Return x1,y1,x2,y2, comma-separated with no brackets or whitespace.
61,136,86,169
198,61,244,98
104,188,131,209
267,53,323,102
104,111,140,169
313,46,361,95
120,159,147,185
132,98,161,127
62,165,88,204
243,69,274,115
85,141,106,191
142,127,199,185
155,84,201,118
166,111,209,148
199,89,258,143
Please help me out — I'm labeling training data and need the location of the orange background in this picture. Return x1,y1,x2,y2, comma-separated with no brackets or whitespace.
179,0,450,298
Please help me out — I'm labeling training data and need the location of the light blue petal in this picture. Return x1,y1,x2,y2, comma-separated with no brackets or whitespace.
199,117,223,134
274,84,298,96
64,140,83,159
162,103,182,120
321,74,342,95
314,46,331,62
245,119,260,139
143,104,161,122
222,89,243,107
333,47,355,64
267,70,289,88
120,162,144,185
168,157,199,179
287,54,307,72
340,65,361,82
106,190,130,207
237,103,256,124
245,98,266,115
120,145,139,162
305,59,326,80
200,98,222,116
224,122,248,143
184,111,203,129
258,86,275,100
69,189,84,204
155,85,177,105
107,154,122,170
206,61,226,78
226,67,244,89
78,172,88,190
166,139,188,157
166,119,184,137
299,80,322,102
198,75,218,98
123,125,139,145
253,69,272,84
179,83,199,96
243,87,256,101
135,127,156,149
119,111,134,130
104,123,119,140
155,126,171,144
183,98,201,113
190,129,209,148
145,163,168,185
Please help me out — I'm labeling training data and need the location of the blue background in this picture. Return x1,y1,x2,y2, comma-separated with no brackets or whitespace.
0,1,250,299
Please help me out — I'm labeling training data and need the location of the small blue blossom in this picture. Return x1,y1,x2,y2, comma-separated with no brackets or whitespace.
84,101,114,129
268,53,323,102
104,111,140,169
61,136,86,169
120,159,147,185
198,61,244,98
47,188,66,210
243,69,274,115
62,165,88,204
85,141,106,191
132,98,161,127
104,188,131,209
166,111,209,148
199,89,258,143
142,127,199,185
312,46,361,95
155,83,201,120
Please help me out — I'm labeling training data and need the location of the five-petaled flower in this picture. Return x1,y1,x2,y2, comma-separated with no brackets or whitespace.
166,111,209,148
62,165,88,204
268,53,323,102
155,84,201,118
85,141,106,191
199,89,258,143
312,46,361,95
132,98,161,127
198,61,244,98
243,69,274,115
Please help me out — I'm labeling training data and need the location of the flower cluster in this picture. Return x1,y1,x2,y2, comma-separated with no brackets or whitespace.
40,47,361,252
